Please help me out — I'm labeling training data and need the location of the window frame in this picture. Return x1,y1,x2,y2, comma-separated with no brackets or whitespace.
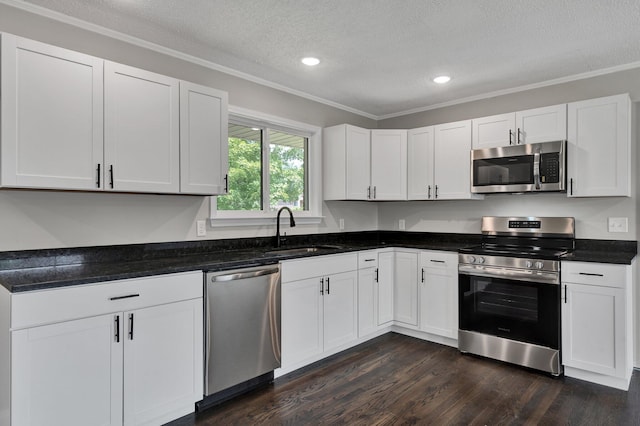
209,106,323,227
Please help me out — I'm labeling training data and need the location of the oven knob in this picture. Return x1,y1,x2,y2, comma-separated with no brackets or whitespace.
468,256,476,264
525,261,533,268
535,261,544,269
477,257,485,264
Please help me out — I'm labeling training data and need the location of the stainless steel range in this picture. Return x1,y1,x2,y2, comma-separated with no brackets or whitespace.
458,216,575,375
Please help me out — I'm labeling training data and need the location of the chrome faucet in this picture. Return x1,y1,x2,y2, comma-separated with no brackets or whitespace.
275,206,296,248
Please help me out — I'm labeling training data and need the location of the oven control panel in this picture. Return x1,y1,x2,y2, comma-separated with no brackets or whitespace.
459,254,558,273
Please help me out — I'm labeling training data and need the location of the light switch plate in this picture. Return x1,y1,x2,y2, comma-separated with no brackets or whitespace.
196,220,207,237
608,217,628,233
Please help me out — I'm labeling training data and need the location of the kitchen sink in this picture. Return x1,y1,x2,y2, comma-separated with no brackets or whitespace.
263,245,344,256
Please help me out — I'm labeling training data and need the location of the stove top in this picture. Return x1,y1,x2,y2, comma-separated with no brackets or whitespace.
459,244,570,260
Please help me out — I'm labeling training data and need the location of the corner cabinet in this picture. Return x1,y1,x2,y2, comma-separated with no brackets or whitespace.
281,254,358,370
9,271,204,426
1,33,104,190
471,104,567,149
561,260,634,390
567,94,631,197
393,251,419,327
0,32,229,195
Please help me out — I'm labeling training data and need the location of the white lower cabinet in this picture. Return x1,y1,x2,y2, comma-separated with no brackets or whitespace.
281,254,358,370
10,271,203,426
561,261,634,390
393,251,419,327
418,251,458,339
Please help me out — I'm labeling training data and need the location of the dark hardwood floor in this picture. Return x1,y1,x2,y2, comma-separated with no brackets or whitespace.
169,333,640,425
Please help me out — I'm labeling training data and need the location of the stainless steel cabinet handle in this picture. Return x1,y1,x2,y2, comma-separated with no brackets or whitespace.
128,313,134,340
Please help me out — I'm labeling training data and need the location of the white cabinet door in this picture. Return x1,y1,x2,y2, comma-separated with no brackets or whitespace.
179,81,229,195
104,61,180,193
562,283,626,377
281,277,323,367
394,251,418,327
323,271,358,352
419,251,458,338
1,34,104,190
471,113,515,149
358,267,378,337
370,129,407,200
515,104,567,144
12,314,122,426
323,124,370,200
434,120,476,200
407,126,435,200
567,94,630,197
377,251,395,325
123,299,203,426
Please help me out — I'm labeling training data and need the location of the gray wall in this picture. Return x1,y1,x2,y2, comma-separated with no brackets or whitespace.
0,3,379,251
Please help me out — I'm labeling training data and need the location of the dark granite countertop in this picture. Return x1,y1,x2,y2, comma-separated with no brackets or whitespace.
0,231,635,293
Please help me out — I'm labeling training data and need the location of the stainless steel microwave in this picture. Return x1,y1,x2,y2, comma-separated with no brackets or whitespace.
471,140,566,194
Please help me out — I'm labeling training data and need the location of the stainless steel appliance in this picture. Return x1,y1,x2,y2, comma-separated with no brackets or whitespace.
202,265,281,406
471,140,566,193
458,216,575,375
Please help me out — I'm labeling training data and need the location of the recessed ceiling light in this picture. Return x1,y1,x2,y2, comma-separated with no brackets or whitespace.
433,75,451,84
301,57,320,66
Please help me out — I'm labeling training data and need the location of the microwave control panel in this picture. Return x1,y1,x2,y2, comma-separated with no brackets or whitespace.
540,153,560,183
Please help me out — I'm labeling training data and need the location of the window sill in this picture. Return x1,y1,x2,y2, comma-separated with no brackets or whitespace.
209,216,324,228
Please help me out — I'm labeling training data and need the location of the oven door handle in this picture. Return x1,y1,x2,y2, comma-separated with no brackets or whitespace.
458,265,559,285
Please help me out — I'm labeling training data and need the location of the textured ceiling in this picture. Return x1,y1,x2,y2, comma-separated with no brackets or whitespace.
10,0,640,118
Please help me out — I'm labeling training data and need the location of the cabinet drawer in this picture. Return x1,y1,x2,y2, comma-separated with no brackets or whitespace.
11,271,203,329
281,253,357,283
562,261,628,288
421,250,458,271
358,250,378,269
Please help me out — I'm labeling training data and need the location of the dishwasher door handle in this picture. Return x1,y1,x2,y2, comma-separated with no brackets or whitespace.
210,267,280,282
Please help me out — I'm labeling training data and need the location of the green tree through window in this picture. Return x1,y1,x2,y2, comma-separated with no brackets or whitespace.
219,124,307,211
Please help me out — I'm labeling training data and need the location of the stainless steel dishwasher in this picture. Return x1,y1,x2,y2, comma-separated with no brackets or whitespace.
202,264,281,405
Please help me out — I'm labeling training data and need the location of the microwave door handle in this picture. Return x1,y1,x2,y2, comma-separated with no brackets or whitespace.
533,151,541,190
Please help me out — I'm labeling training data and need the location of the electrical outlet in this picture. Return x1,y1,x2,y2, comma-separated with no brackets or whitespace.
339,218,345,231
399,219,406,231
608,217,628,233
196,220,207,237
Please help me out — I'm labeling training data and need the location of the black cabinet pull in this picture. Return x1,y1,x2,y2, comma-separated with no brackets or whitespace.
128,313,134,340
373,186,376,199
428,185,431,199
96,164,101,188
564,285,568,304
421,268,425,283
224,174,229,193
517,128,522,144
570,178,573,195
109,165,114,189
579,272,604,277
375,268,379,282
435,185,439,199
367,186,371,199
320,278,324,295
509,129,514,145
109,294,140,301
114,315,120,343
430,260,445,263
326,277,330,295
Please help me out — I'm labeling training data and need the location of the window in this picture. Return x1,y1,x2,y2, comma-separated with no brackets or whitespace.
210,106,322,226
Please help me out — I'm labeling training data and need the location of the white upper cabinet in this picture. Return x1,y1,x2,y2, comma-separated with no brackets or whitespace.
472,104,567,149
370,129,407,200
516,104,567,144
104,62,180,193
1,33,104,190
472,113,515,149
324,124,370,200
407,126,435,200
179,81,229,195
567,94,630,197
433,120,481,200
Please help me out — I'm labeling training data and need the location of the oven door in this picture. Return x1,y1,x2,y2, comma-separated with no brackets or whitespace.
458,270,560,350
